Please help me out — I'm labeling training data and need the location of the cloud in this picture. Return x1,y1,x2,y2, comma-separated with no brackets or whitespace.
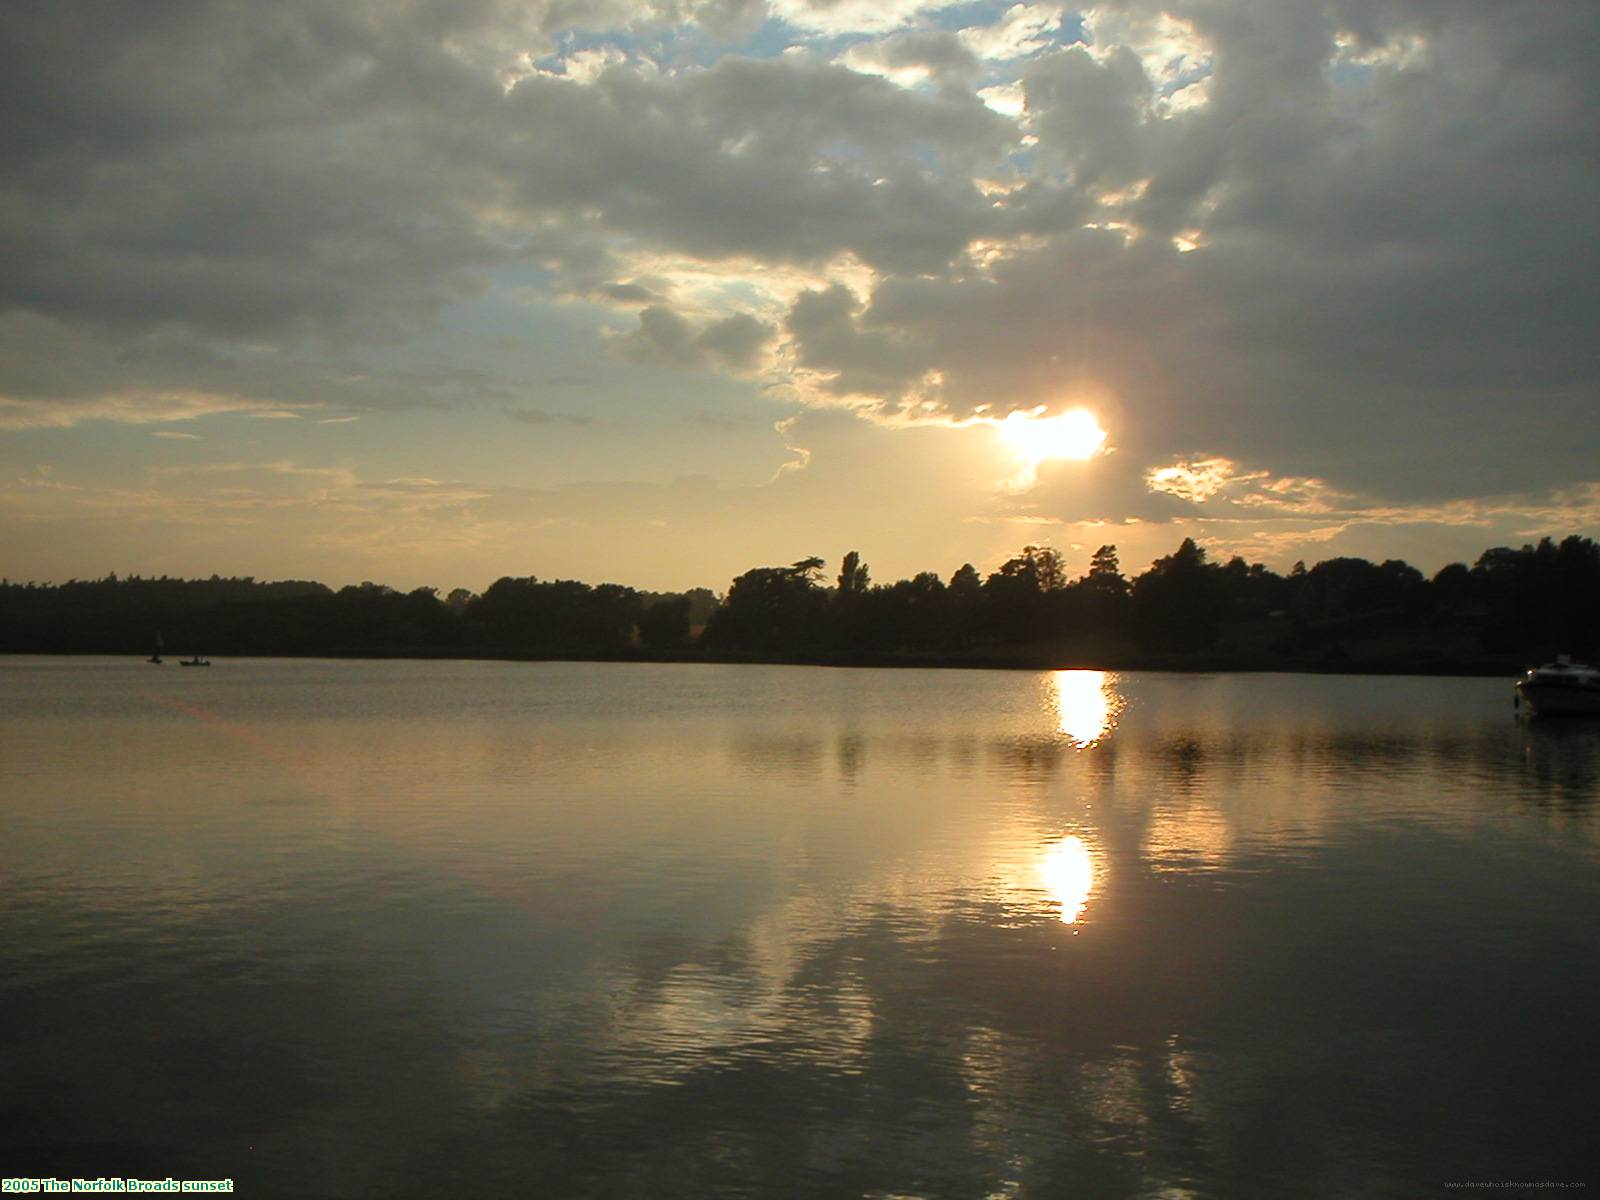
597,281,659,304
0,4,505,341
959,4,1066,61
778,0,1600,501
500,407,595,426
977,82,1027,117
768,0,957,36
1023,44,1154,189
147,461,356,482
0,311,611,429
0,388,275,431
0,0,1596,565
1081,7,1212,110
688,0,768,40
840,31,982,88
785,283,923,400
780,230,1196,419
1145,457,1249,504
1011,451,1191,524
497,55,1016,275
3,13,1017,363
615,305,777,371
694,312,777,370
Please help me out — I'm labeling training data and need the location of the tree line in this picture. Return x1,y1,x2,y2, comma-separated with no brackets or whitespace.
2,534,1597,668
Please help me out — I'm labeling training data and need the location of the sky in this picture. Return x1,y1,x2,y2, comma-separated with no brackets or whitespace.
2,0,1597,593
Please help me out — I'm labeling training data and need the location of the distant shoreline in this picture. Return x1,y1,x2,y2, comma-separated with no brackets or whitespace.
8,537,1593,681
3,646,1529,678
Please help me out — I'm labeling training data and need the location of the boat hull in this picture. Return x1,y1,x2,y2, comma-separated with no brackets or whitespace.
1518,681,1600,716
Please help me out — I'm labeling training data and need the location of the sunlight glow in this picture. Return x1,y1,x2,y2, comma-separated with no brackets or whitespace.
997,407,1108,466
1037,835,1097,924
1050,669,1124,747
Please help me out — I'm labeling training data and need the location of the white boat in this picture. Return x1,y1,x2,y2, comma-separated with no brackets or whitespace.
1515,656,1600,716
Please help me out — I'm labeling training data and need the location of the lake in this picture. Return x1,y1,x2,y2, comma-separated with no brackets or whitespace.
1,657,1595,1197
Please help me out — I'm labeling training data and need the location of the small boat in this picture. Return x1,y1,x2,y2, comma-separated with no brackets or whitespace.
148,632,164,664
180,655,211,667
1515,656,1600,716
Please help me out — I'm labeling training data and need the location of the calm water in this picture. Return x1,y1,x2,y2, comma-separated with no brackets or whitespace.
2,658,1596,1198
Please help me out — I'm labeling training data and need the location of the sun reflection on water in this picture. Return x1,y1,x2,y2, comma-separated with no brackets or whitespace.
1050,669,1124,747
1037,835,1097,923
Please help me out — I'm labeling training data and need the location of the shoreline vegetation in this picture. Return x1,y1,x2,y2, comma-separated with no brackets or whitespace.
4,535,1597,677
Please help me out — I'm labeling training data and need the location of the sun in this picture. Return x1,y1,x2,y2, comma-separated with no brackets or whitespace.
996,407,1108,465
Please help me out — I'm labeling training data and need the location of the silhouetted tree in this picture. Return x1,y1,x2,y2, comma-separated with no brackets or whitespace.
7,532,1600,665
851,570,948,650
639,596,692,649
793,556,827,584
701,560,829,650
948,563,982,645
1132,538,1220,651
1063,544,1132,636
993,545,1067,592
1475,536,1600,655
637,587,721,630
1083,545,1129,600
836,550,870,597
470,577,641,651
1213,556,1286,621
984,545,1067,641
1300,557,1426,623
680,587,720,627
